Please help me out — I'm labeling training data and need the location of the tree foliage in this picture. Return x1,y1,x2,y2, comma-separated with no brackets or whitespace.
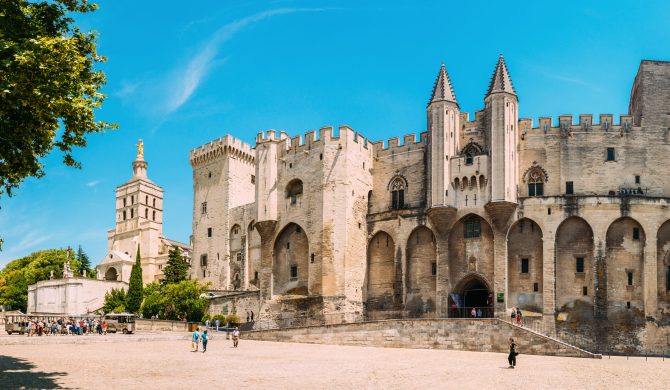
75,244,91,276
140,282,163,318
161,248,189,286
102,287,126,313
125,245,143,313
0,0,116,198
0,248,83,312
162,280,208,322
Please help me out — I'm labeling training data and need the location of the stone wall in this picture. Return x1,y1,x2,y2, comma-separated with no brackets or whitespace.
243,318,599,358
135,319,188,332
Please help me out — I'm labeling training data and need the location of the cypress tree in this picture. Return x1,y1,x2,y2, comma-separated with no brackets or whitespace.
125,245,144,313
76,245,91,276
162,248,189,286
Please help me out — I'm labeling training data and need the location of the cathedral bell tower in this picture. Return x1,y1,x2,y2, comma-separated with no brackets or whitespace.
427,63,460,207
485,55,518,205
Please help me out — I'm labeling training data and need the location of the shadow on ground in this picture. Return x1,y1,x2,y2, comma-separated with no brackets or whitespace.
0,355,66,389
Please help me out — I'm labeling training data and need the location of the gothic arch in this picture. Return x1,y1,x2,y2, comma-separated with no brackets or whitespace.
461,141,485,156
448,214,494,289
450,273,493,318
104,267,119,281
273,223,309,296
507,218,543,312
555,217,594,309
658,220,670,308
405,226,436,317
366,231,396,312
605,217,644,313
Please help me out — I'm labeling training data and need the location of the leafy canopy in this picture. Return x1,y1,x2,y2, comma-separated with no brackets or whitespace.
0,248,84,312
102,287,126,313
0,0,116,199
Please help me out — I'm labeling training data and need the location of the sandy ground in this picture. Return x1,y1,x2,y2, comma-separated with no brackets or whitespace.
0,334,668,389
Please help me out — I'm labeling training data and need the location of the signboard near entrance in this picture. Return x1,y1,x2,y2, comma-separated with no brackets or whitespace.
497,292,504,303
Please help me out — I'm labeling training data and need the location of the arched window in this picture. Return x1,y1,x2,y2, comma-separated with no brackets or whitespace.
464,216,481,238
286,179,303,205
389,177,406,210
524,165,548,197
461,142,484,166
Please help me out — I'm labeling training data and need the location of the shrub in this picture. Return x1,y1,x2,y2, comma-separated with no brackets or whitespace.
226,314,240,325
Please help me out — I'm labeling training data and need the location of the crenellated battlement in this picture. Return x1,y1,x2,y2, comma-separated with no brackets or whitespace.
518,114,638,137
371,132,428,158
257,126,371,154
189,134,255,167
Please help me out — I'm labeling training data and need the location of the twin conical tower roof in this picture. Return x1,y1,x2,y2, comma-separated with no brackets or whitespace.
429,63,458,105
486,54,516,97
429,55,515,106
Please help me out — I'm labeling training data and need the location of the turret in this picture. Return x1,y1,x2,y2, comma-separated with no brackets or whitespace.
255,130,281,222
428,63,460,207
485,55,518,203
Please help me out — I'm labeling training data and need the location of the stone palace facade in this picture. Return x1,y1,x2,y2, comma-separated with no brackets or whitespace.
190,57,670,352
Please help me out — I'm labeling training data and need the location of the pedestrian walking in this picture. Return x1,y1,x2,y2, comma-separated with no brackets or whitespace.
516,308,523,326
510,307,516,323
202,330,209,353
470,307,477,318
508,337,518,368
476,308,482,318
215,318,220,332
192,327,201,352
232,327,240,348
205,319,210,330
250,310,254,322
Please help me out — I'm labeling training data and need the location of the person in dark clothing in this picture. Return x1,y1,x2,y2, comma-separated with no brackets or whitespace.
508,337,518,368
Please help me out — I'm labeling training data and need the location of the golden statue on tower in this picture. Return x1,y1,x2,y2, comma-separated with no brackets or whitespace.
137,139,144,157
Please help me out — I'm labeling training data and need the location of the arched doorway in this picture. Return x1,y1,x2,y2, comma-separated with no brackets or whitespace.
606,217,644,314
507,218,543,312
406,226,437,317
105,267,118,281
366,231,396,313
273,223,309,295
555,217,594,310
450,274,493,318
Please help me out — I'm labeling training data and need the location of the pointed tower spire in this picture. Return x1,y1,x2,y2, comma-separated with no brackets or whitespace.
486,54,516,97
429,63,458,106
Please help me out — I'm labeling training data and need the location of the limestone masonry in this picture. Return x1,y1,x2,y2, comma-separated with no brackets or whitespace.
190,57,670,353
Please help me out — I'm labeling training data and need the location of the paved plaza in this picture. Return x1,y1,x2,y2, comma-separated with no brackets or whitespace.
0,333,667,389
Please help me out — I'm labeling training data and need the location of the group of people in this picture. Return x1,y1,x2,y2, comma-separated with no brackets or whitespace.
25,318,109,336
191,326,240,353
469,307,485,318
510,307,524,326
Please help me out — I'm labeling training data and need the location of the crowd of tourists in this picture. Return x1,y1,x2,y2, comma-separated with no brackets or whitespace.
25,318,109,336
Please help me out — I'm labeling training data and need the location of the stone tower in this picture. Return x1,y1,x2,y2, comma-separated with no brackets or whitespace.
485,55,518,204
106,139,165,284
190,136,256,288
428,63,460,207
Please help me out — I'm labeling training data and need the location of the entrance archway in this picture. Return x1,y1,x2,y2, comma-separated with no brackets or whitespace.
104,267,118,281
449,274,493,318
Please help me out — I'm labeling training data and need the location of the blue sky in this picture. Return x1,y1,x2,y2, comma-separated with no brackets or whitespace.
1,0,669,267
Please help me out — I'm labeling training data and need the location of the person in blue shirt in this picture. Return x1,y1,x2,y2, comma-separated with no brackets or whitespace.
201,330,208,353
192,327,200,352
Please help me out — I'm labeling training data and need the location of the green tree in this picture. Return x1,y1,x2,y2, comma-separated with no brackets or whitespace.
140,282,164,319
0,0,116,200
0,248,83,311
125,245,143,313
162,280,209,322
102,287,126,313
75,245,91,276
161,248,189,286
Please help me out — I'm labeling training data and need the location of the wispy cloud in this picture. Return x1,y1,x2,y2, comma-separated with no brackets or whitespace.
540,71,602,92
85,180,102,188
165,8,324,114
114,81,141,98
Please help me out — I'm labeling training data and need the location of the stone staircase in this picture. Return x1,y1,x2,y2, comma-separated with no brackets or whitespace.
243,318,601,358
